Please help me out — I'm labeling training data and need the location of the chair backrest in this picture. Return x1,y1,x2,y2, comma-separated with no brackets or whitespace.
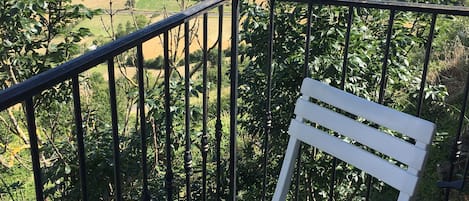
272,78,436,201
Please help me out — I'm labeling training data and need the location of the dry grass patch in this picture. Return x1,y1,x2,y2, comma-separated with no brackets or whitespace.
142,15,232,59
72,0,127,9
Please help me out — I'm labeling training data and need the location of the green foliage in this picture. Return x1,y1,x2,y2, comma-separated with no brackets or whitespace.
116,15,150,39
0,0,464,200
413,16,469,200
238,1,452,200
0,0,97,199
0,0,96,89
143,56,164,69
41,125,147,200
176,49,221,67
1,0,232,197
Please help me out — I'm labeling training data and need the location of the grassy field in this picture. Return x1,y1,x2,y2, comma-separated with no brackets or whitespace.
73,0,197,12
75,0,232,85
140,15,232,59
76,13,232,60
72,0,127,9
136,0,196,11
75,14,136,43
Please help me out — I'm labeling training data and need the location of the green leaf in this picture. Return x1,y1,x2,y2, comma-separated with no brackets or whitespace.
3,39,13,47
64,164,71,175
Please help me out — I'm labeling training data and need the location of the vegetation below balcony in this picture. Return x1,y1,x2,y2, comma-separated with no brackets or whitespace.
0,0,468,200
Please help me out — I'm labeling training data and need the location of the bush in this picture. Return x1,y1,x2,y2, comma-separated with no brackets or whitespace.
144,56,164,69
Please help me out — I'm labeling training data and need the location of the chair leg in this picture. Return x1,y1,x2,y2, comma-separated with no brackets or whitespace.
272,136,301,201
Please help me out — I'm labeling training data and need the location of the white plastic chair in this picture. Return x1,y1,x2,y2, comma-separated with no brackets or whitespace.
272,78,436,201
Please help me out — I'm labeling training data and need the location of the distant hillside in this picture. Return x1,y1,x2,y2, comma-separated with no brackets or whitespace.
72,0,128,9
72,0,196,12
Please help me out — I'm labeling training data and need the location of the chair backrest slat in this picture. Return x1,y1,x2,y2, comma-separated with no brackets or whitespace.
300,78,435,145
289,120,419,196
294,98,427,170
272,78,436,201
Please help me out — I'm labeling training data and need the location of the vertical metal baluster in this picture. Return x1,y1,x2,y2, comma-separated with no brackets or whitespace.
365,9,395,201
303,3,313,79
230,0,240,198
453,71,469,194
377,9,395,105
262,0,275,200
164,31,174,201
328,6,354,201
417,15,439,197
446,14,466,199
184,21,193,201
25,98,44,201
342,6,354,197
215,5,224,201
295,3,313,201
417,14,437,117
137,44,150,200
72,76,88,201
202,11,209,201
108,59,123,201
445,72,469,198
341,6,353,90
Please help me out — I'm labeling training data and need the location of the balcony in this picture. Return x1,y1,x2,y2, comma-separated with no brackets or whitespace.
0,0,468,200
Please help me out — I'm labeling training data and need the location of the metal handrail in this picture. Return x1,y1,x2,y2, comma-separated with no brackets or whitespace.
0,0,227,111
1,0,468,200
0,1,232,200
286,0,469,16
260,0,469,201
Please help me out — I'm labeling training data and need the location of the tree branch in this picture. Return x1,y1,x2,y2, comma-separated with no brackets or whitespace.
6,109,28,144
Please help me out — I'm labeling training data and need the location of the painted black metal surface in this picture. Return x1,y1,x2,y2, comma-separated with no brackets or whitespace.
216,5,224,201
107,59,123,201
230,0,240,199
72,76,88,201
0,0,227,111
2,0,469,200
136,44,150,200
25,98,44,201
163,31,174,201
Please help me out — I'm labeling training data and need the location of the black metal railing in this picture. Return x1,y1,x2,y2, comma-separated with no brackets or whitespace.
1,0,469,200
259,0,469,200
0,0,237,200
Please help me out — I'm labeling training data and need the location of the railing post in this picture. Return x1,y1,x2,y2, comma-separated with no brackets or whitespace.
107,59,123,201
163,31,174,201
216,5,224,201
262,0,276,199
340,6,353,90
201,10,209,201
184,21,194,201
329,6,355,201
417,13,437,117
377,9,395,105
25,98,44,201
230,0,240,198
295,4,314,200
136,44,150,200
72,76,88,201
363,9,396,201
